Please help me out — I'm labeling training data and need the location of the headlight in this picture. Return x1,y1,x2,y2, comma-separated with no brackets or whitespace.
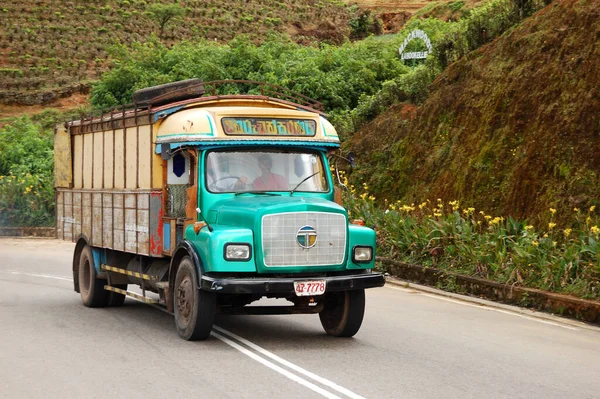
353,246,373,263
224,243,251,261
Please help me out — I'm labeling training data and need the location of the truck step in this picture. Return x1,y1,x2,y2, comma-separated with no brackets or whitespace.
104,285,159,304
101,264,158,281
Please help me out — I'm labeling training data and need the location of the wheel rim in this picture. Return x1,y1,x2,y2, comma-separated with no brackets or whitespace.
177,275,193,324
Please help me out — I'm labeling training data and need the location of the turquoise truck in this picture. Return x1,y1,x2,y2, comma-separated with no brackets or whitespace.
54,80,385,340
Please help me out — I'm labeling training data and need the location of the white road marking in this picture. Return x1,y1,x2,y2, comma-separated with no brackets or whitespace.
212,331,343,399
1,270,72,282
2,270,363,398
214,325,367,399
387,285,579,331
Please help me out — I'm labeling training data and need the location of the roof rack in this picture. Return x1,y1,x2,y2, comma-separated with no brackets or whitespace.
67,80,324,130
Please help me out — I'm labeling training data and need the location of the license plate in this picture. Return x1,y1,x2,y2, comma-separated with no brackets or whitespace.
293,280,326,296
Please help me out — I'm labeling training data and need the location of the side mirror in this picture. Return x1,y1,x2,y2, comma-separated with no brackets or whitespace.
327,153,354,189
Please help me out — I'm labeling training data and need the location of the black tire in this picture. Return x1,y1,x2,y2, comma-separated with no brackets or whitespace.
107,284,127,307
319,289,365,337
133,79,204,106
174,257,216,341
78,246,108,308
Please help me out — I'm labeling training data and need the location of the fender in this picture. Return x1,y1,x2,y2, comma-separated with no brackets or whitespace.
169,239,206,290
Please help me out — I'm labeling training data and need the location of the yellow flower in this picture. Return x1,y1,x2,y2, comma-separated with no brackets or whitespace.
548,222,556,229
525,225,534,231
490,217,502,226
574,207,580,213
359,193,367,200
563,228,572,238
552,241,557,247
418,202,427,210
590,206,596,212
532,240,539,247
449,200,459,211
484,215,492,220
362,183,368,190
543,233,548,238
549,208,556,215
368,195,376,201
591,226,600,235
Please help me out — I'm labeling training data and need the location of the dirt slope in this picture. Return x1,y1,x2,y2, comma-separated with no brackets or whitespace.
349,0,600,223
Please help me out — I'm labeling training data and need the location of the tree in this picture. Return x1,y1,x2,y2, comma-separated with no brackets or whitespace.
147,4,185,39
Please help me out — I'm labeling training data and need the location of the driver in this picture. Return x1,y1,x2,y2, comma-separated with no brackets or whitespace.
251,154,287,190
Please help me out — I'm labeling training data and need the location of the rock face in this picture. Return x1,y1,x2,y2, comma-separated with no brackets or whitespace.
349,0,600,223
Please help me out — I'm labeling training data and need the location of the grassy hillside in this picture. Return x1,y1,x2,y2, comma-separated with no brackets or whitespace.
0,0,353,107
347,0,599,225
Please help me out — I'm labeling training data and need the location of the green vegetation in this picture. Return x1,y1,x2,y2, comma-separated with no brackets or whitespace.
0,116,56,226
147,3,185,39
90,33,416,119
346,0,598,230
343,179,600,300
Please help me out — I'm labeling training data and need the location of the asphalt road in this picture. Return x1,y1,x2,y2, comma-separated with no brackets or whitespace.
1,238,599,399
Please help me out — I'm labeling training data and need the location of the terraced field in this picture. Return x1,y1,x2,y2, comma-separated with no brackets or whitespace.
0,0,352,106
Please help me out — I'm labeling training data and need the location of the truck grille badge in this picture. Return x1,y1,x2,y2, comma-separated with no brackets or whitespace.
296,225,317,249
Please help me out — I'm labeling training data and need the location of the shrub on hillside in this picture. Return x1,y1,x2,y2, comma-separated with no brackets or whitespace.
0,117,55,227
91,35,410,111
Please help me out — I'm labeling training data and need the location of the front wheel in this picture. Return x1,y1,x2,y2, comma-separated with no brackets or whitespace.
319,289,365,337
174,257,216,340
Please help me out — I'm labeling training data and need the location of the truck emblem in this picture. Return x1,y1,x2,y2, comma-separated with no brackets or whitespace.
296,225,317,249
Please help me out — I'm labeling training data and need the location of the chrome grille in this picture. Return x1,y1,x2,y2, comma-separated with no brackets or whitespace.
262,212,346,267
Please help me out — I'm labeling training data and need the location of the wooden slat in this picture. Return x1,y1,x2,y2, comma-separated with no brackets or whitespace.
54,125,72,188
125,126,137,189
114,129,125,189
138,125,152,188
93,132,103,188
83,133,93,188
103,130,114,188
73,135,83,189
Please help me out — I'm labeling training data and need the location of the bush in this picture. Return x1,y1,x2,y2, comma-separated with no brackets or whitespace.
0,117,55,226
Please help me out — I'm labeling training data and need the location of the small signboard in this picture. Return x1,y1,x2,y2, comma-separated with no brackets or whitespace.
222,117,317,136
398,29,433,60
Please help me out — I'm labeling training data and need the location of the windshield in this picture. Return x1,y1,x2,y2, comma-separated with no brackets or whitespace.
205,150,329,193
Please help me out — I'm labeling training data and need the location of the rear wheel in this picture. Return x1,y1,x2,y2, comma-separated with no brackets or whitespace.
107,284,127,307
319,289,365,337
174,257,216,340
78,246,108,307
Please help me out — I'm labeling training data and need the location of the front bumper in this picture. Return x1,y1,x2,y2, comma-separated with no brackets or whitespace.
200,272,385,295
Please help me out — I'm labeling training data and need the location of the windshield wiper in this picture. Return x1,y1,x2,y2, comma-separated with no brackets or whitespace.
235,190,280,196
290,171,320,196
